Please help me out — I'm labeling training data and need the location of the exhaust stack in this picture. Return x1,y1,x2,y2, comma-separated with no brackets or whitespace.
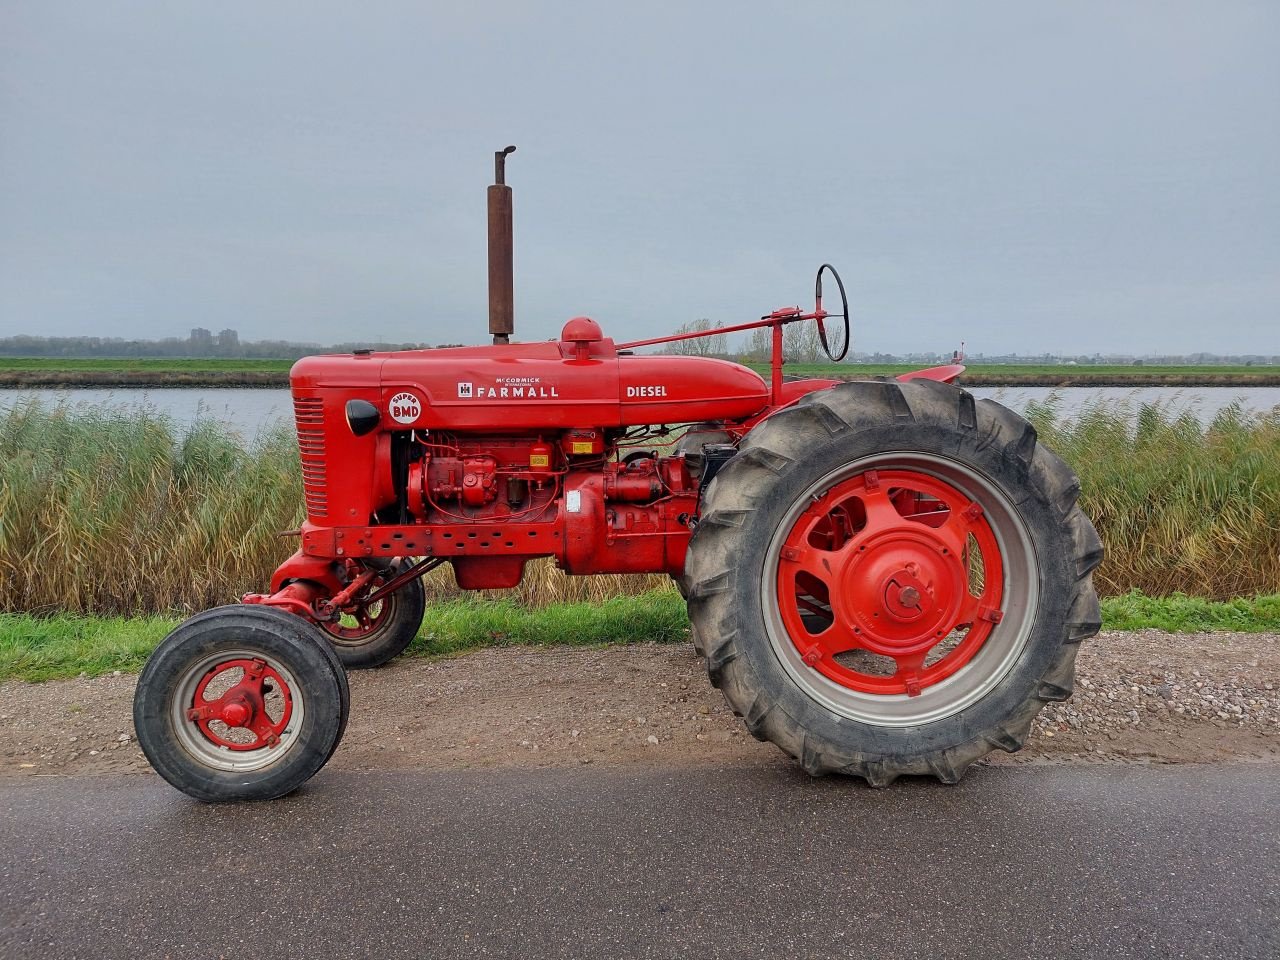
487,145,516,345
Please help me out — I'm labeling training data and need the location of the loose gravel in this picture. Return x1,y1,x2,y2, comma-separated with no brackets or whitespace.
1,629,1277,777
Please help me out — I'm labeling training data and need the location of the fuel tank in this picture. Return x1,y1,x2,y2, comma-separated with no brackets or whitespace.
289,317,770,431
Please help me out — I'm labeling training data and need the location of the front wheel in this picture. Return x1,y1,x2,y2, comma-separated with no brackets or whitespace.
133,605,349,801
684,379,1102,785
319,565,426,669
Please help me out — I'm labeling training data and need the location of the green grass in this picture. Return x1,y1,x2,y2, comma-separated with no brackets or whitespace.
1099,591,1280,634
0,614,179,682
1,590,1275,684
0,591,689,683
407,590,689,656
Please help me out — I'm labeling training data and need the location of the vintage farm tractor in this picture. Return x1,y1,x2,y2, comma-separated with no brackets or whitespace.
133,149,1102,801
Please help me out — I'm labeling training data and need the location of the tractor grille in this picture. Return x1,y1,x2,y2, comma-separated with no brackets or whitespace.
293,396,328,518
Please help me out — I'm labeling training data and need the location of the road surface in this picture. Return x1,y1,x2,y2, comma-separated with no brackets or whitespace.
2,764,1277,959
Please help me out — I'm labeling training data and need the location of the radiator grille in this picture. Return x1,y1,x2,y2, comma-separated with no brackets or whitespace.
293,396,328,518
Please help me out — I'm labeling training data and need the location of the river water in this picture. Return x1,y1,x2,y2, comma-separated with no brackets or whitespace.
2,385,1278,438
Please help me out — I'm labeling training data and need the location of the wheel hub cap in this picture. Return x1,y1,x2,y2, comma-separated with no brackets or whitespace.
842,529,967,655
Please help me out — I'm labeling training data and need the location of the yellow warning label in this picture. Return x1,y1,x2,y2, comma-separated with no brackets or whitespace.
571,441,595,454
530,455,550,468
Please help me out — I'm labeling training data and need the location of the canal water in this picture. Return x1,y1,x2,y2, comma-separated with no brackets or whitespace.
2,385,1278,438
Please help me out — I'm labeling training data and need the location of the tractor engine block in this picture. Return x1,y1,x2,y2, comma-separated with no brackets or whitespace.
327,431,706,590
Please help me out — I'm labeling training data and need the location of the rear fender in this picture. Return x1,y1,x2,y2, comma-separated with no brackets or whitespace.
734,366,966,433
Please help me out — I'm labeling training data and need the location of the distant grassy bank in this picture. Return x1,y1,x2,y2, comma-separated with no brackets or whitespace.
760,362,1280,387
0,357,292,388
3,356,1280,388
2,591,1277,683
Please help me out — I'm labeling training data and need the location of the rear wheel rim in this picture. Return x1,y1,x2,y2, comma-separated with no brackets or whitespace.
762,452,1038,727
171,648,307,772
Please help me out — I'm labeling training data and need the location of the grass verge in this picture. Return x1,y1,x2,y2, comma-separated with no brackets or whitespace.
1,590,1276,685
0,591,690,683
1100,591,1280,633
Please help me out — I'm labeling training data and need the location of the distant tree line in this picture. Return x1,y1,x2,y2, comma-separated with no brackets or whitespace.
0,328,463,359
660,319,826,363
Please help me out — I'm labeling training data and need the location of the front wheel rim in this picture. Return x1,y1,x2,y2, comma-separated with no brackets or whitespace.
170,648,307,772
763,452,1038,727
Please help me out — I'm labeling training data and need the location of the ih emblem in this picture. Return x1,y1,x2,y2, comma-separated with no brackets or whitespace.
388,392,422,424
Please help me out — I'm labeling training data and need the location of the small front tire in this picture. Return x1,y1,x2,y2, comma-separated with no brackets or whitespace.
134,605,349,802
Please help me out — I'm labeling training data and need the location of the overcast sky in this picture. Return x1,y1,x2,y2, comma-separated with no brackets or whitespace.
2,2,1277,355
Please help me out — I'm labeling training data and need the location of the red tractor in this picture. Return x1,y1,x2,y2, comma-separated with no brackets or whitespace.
133,151,1102,801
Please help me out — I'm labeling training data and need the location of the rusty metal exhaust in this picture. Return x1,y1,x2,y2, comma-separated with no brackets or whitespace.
487,145,516,345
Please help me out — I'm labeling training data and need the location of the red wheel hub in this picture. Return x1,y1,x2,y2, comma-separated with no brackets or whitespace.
186,658,293,751
777,469,1004,697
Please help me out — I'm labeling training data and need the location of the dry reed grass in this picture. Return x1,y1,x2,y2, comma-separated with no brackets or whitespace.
1,396,1275,614
1025,398,1280,599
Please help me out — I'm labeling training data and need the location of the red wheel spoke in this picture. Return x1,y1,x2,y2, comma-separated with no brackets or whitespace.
796,620,862,667
780,544,843,592
857,485,904,533
192,686,239,718
893,651,928,697
818,621,864,658
246,713,280,746
933,511,976,560
242,658,266,682
959,588,1000,628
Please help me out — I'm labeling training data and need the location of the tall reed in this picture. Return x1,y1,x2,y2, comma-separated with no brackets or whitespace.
1025,397,1280,600
1,395,1275,614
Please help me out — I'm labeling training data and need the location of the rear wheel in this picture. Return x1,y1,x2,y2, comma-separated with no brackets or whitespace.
319,564,426,669
133,605,349,802
684,379,1102,785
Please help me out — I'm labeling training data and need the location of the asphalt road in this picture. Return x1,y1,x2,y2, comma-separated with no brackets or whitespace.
2,764,1277,960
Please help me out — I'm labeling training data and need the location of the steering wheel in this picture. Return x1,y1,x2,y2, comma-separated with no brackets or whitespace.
814,264,850,362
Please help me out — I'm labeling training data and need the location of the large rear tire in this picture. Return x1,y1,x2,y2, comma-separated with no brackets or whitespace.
134,605,349,802
684,379,1102,785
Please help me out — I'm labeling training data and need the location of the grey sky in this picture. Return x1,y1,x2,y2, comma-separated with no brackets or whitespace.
2,1,1277,355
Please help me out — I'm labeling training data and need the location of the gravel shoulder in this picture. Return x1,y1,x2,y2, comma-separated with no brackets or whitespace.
2,629,1278,778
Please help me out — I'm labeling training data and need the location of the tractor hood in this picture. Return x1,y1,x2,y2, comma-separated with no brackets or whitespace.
289,319,769,432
